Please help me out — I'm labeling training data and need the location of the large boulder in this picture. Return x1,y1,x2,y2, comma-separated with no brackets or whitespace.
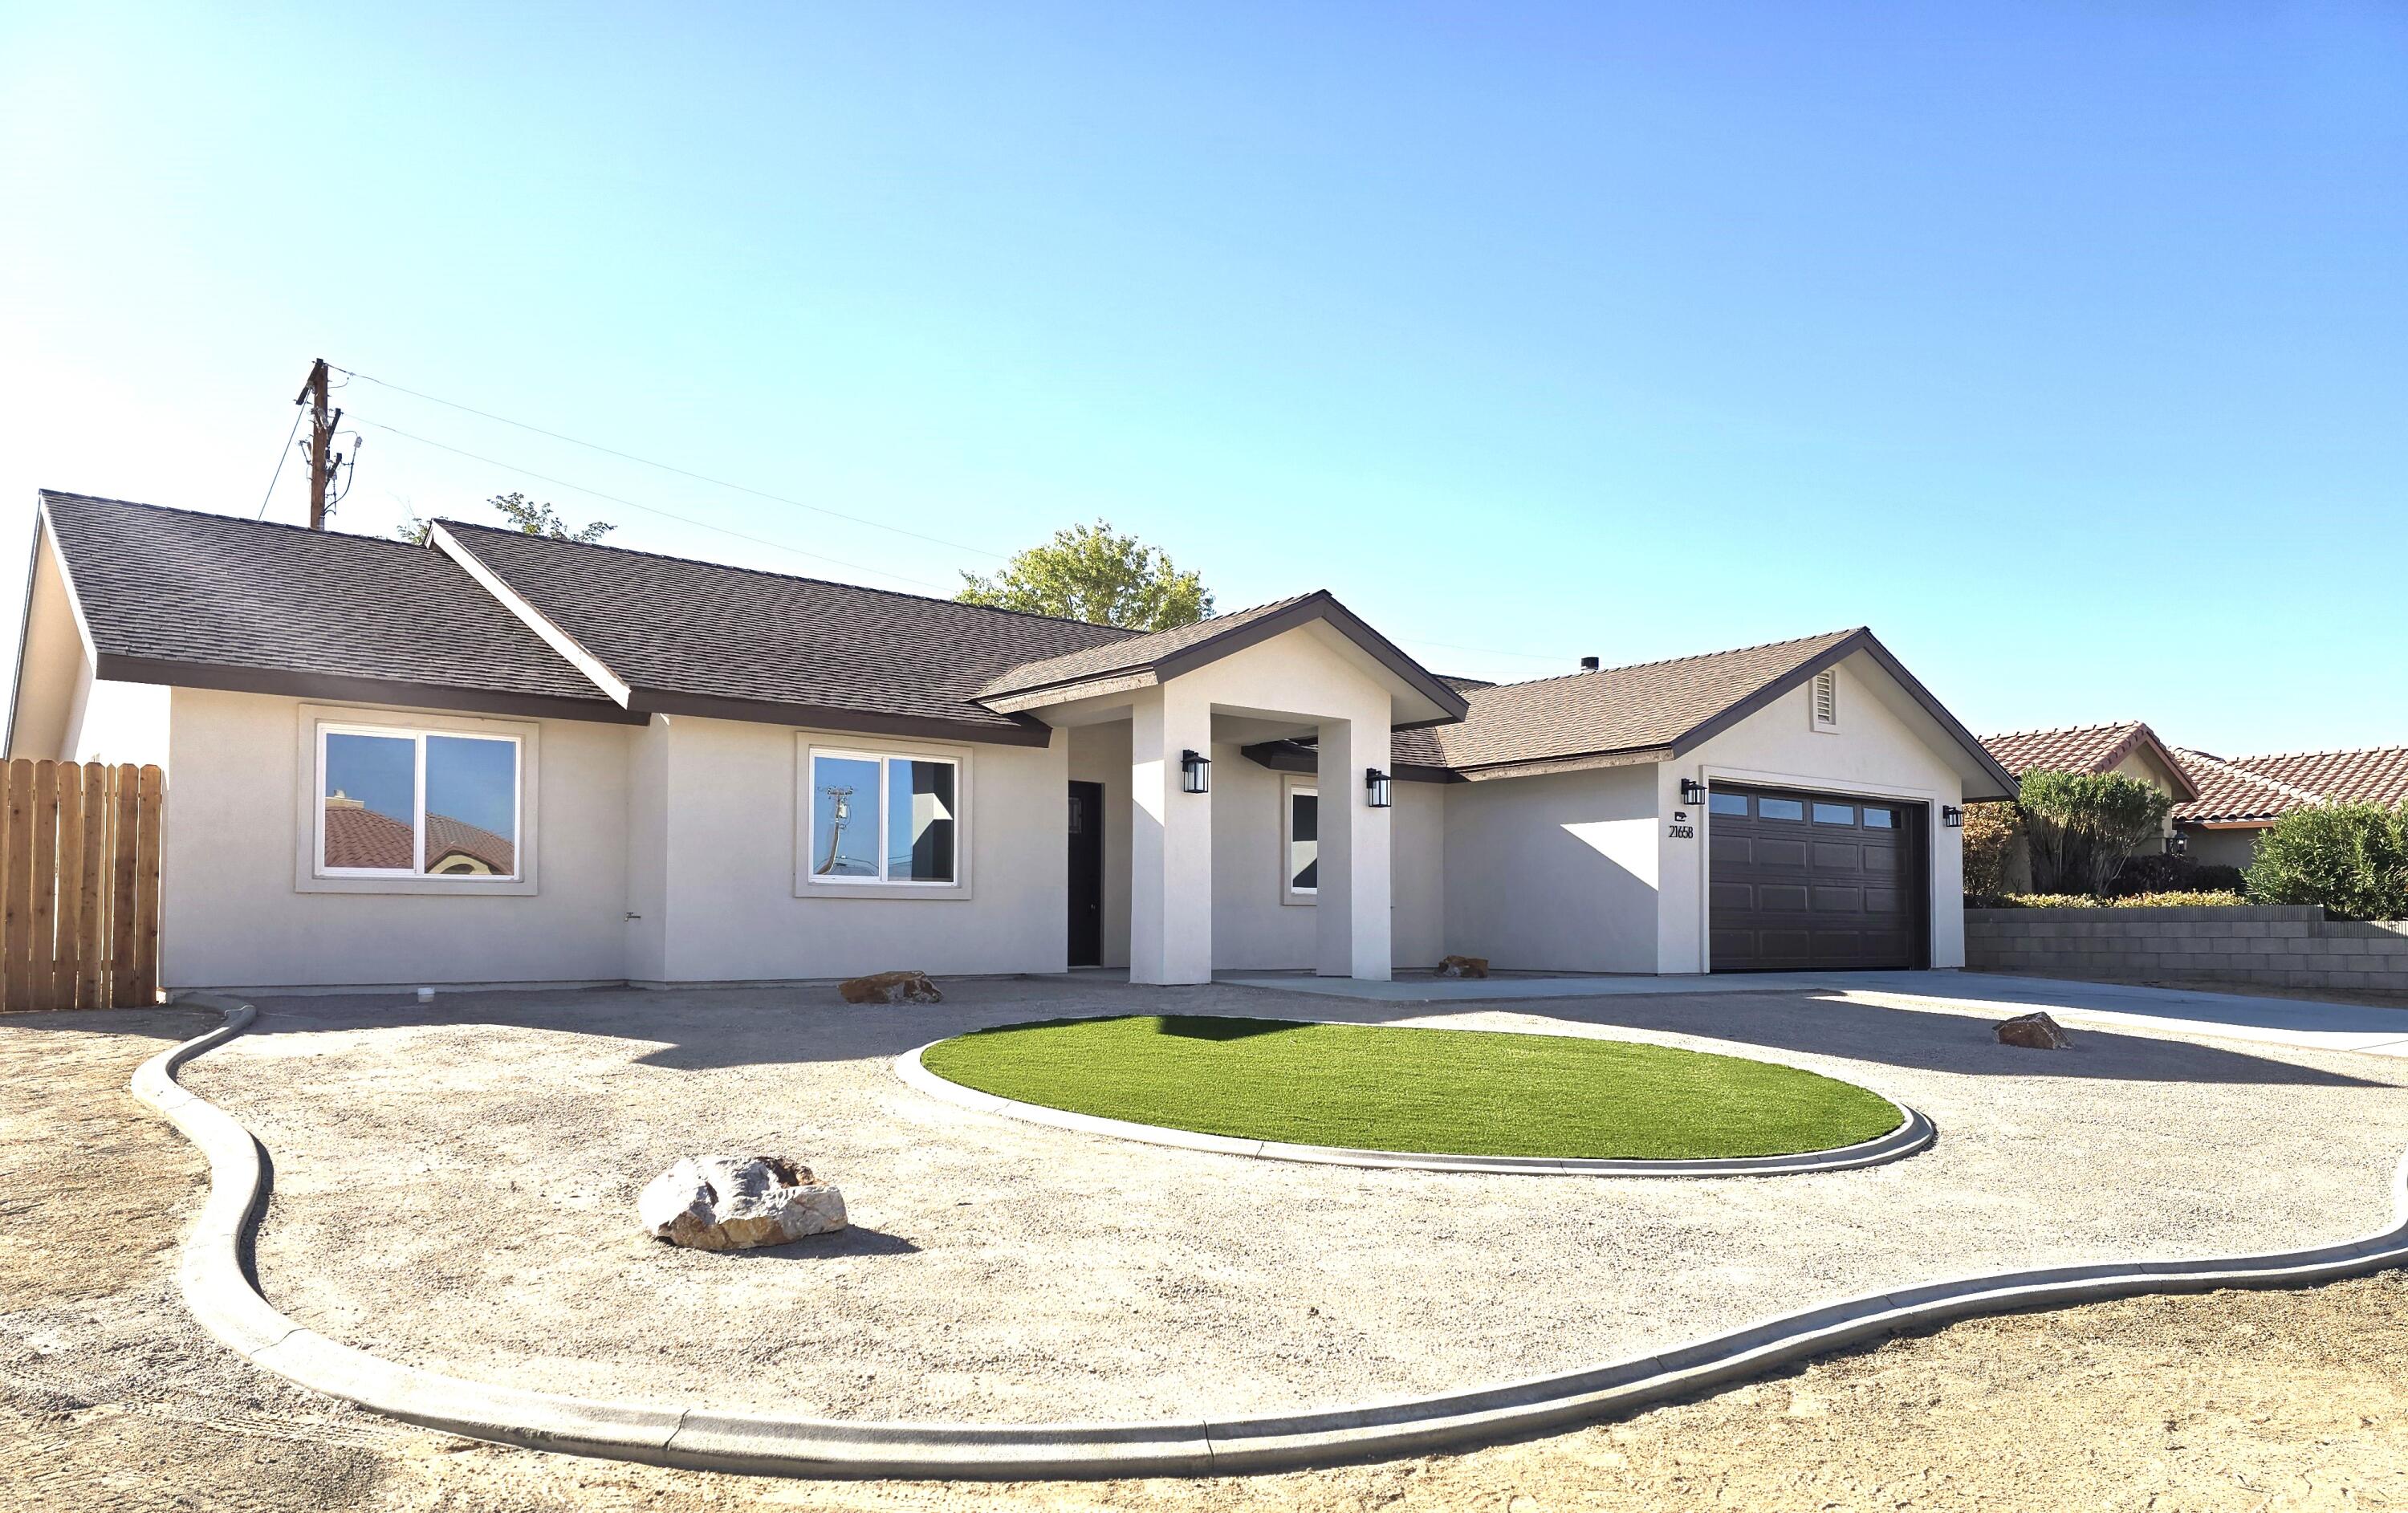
1995,1011,2072,1051
839,970,943,1004
1435,954,1491,980
640,1156,847,1251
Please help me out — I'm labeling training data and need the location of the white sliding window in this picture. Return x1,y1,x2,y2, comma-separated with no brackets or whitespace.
316,726,522,880
806,747,960,886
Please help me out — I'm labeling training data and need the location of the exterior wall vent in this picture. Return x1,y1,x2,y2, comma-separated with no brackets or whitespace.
1810,668,1840,731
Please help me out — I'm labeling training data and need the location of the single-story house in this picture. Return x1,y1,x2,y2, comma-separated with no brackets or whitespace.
2172,745,2408,869
5,491,2014,995
1978,720,2199,888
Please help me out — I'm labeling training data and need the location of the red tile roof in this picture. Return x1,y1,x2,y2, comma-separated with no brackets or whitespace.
2174,745,2408,825
322,803,515,873
1979,720,2199,802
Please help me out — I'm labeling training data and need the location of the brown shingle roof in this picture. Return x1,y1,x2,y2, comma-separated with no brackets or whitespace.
1393,628,1853,774
39,493,628,719
2174,745,2408,824
977,592,1321,698
436,522,1138,744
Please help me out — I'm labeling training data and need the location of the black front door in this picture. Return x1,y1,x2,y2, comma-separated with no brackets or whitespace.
1067,780,1104,967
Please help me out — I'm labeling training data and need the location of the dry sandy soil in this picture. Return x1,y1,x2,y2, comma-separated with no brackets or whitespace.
6,1006,2408,1511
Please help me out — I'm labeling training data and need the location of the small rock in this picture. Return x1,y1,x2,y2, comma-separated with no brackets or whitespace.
838,970,943,1004
1435,954,1490,979
639,1155,847,1251
1995,1011,2071,1050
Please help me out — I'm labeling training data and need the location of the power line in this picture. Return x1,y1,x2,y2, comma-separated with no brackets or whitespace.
332,365,1009,560
254,402,308,520
362,420,964,594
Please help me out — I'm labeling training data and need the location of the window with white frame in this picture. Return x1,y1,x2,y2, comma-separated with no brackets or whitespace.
1286,783,1318,898
316,725,522,879
805,746,960,885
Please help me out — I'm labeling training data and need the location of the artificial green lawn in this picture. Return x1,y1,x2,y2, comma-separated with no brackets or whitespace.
918,1015,1902,1160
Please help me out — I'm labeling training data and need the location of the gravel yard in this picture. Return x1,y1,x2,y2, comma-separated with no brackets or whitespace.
10,998,2408,1511
180,974,2408,1427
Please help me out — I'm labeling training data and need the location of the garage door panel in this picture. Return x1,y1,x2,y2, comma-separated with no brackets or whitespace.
1710,784,1922,972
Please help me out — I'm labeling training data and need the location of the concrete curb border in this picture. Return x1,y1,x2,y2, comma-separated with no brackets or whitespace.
137,993,2408,1481
893,1031,1937,1177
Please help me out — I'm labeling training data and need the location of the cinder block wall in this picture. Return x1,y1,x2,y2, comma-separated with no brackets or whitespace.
1964,906,2408,994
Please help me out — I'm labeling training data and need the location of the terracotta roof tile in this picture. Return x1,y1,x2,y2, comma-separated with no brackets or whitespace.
2174,745,2408,824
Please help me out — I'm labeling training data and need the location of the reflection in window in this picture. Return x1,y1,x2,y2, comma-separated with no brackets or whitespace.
886,758,957,883
1812,802,1856,825
811,750,960,885
1289,788,1318,894
319,726,520,879
1758,797,1805,821
1709,792,1749,816
1863,807,1896,829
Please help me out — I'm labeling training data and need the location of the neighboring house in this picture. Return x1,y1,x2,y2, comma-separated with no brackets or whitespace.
1977,721,2199,893
2173,745,2408,869
5,492,2013,994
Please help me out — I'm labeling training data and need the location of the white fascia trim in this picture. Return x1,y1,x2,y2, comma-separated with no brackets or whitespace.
429,525,633,708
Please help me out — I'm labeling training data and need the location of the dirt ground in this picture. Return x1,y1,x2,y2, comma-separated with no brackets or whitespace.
6,1007,2408,1512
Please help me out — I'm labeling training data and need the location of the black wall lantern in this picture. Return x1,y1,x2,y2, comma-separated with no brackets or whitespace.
1680,777,1708,807
1942,804,1964,828
1180,748,1210,795
1365,767,1392,808
2166,830,2189,858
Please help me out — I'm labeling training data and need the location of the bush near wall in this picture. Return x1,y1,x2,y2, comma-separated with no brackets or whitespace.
1991,890,2248,909
1960,802,2018,900
2106,852,2248,898
2246,802,2408,922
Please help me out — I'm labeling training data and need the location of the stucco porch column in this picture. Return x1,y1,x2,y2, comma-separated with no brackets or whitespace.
1129,682,1214,985
1315,713,1392,979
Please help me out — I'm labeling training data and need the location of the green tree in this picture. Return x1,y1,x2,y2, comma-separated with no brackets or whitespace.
957,520,1212,630
1959,801,2020,901
2245,802,2408,921
395,491,615,546
2017,770,2174,897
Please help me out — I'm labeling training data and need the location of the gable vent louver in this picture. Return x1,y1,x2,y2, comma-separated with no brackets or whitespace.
1811,669,1839,731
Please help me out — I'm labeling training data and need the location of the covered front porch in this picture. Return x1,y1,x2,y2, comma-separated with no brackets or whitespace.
977,593,1466,985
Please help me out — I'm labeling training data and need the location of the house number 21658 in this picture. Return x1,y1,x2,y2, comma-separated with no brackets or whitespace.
1667,823,1695,839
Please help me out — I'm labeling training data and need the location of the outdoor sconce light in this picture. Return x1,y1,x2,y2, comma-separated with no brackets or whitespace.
1942,805,1964,828
1365,767,1392,808
2166,831,2190,858
1180,749,1210,795
1680,778,1708,807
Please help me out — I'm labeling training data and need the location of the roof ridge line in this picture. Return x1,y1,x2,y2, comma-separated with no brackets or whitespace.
1473,628,1861,694
432,518,1150,640
41,490,437,556
2227,742,2408,765
1980,718,2147,742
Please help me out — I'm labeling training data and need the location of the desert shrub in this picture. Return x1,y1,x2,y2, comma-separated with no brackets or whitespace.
2018,770,2175,897
1959,801,2019,901
2106,852,2250,898
1993,891,2248,909
2244,802,2408,921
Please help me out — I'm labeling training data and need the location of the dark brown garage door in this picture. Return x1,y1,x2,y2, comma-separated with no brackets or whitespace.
1707,786,1923,971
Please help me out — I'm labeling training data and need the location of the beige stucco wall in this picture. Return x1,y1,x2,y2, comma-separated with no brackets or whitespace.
646,714,1069,982
162,687,633,991
1664,651,1969,972
1441,761,1661,974
2183,824,2264,872
1209,737,1314,970
1388,776,1446,969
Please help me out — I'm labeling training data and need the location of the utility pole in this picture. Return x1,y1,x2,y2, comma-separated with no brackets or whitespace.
295,358,340,530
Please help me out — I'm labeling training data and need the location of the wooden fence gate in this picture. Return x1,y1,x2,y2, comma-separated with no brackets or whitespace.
0,759,163,1012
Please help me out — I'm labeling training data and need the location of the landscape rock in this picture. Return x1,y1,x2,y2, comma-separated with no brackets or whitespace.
640,1155,847,1251
1436,954,1491,979
838,970,943,1004
1995,1011,2072,1051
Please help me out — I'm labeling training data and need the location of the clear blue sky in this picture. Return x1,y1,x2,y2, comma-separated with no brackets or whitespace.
4,4,2402,755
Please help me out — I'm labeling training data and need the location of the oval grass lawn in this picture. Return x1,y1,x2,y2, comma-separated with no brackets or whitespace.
918,1015,1902,1161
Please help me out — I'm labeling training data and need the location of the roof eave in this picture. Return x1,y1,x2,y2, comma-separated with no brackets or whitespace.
89,654,652,726
627,686,1058,747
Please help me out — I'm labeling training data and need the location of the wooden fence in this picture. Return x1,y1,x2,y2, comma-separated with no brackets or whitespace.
0,760,163,1012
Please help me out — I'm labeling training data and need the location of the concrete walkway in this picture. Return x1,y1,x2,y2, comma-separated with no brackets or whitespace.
1226,969,2408,1057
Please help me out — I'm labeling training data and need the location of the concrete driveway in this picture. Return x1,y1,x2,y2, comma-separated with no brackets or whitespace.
1229,968,2408,1055
181,971,2408,1426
